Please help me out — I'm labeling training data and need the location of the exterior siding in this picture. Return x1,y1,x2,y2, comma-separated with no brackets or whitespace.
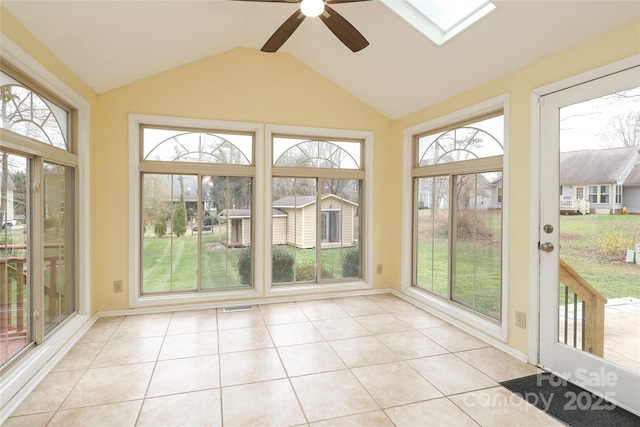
303,204,316,249
624,186,640,214
242,218,251,245
272,216,287,245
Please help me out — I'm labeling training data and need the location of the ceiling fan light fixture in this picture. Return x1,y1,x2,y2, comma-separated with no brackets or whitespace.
300,0,324,17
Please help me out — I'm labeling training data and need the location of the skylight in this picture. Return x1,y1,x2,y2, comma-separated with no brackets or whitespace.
380,0,496,45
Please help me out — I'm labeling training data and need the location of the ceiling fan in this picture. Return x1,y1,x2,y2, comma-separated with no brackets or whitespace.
238,0,370,53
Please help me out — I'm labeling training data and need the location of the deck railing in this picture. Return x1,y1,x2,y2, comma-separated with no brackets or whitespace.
558,258,607,356
1,244,65,349
560,198,590,215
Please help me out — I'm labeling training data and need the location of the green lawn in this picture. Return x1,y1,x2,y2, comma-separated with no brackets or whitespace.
142,233,357,293
559,214,640,299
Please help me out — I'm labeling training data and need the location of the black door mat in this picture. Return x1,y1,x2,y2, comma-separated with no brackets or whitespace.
500,372,639,427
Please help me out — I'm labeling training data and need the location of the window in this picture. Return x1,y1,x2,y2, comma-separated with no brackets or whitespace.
139,126,255,294
412,113,504,321
599,185,610,204
615,185,622,204
380,0,496,45
588,185,613,204
271,136,364,285
1,68,77,367
588,186,598,203
576,187,584,200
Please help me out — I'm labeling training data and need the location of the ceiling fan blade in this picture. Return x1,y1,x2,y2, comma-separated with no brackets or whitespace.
319,5,369,52
262,10,306,52
326,0,371,3
228,0,296,3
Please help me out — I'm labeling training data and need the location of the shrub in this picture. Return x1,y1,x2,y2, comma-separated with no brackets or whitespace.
295,263,316,281
293,263,336,281
237,246,252,285
203,214,213,227
342,247,360,278
272,245,295,283
597,230,638,262
154,213,167,237
172,193,187,237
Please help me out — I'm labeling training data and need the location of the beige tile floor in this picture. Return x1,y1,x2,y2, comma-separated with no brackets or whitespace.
4,294,562,427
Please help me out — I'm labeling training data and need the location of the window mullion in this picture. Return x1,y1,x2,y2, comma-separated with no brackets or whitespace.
31,157,44,344
448,174,456,302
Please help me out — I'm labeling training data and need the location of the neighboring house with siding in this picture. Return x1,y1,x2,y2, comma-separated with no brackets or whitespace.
273,194,358,249
559,146,640,214
218,194,359,248
218,208,287,247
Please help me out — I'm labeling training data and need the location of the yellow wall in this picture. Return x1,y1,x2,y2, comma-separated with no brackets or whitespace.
391,20,640,352
2,3,639,354
93,48,393,311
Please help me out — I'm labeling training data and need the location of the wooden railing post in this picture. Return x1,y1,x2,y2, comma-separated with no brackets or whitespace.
559,258,607,357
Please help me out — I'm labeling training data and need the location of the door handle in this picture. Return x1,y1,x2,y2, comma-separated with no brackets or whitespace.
539,242,554,252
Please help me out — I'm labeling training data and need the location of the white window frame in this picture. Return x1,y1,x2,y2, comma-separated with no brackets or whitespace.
401,94,510,342
265,124,373,297
128,114,264,308
0,36,91,421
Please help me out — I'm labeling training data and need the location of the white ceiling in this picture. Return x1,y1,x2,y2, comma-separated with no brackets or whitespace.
3,1,639,119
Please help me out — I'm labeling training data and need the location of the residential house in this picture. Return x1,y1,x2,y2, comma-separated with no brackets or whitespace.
559,146,640,214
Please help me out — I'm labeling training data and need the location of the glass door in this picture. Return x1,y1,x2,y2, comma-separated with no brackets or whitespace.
0,151,31,366
539,66,640,414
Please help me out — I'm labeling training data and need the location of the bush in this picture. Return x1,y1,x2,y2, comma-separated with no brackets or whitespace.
154,213,167,237
172,193,187,237
294,264,335,281
295,263,316,281
597,230,638,262
203,214,213,227
272,245,295,283
237,246,252,285
342,247,360,278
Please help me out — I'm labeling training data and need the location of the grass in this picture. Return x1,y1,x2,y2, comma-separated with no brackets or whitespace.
142,233,357,293
559,214,640,299
414,210,640,318
415,209,502,319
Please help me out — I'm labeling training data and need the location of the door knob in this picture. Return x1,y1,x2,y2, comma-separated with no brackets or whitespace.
539,242,554,252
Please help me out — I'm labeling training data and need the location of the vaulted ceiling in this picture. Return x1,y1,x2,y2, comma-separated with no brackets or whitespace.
2,1,639,119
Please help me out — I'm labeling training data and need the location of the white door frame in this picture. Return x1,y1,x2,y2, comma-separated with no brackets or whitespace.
530,55,640,415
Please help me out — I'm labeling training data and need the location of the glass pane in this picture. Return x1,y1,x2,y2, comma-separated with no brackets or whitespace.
142,174,198,293
143,128,252,164
272,177,316,284
201,176,252,289
43,162,75,334
558,86,640,372
417,115,503,166
415,176,449,297
0,71,68,150
320,179,361,280
273,137,361,169
452,172,502,320
1,152,30,366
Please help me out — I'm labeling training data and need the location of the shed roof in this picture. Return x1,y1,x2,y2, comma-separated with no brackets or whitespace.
272,194,359,209
220,208,287,219
559,146,639,184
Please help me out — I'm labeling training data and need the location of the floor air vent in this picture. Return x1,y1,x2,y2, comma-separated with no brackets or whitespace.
222,305,254,313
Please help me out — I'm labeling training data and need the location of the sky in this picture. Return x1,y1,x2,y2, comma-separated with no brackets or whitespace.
560,87,640,152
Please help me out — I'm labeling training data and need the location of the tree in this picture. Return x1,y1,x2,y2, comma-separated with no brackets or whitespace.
154,212,167,237
172,193,187,237
599,111,640,148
